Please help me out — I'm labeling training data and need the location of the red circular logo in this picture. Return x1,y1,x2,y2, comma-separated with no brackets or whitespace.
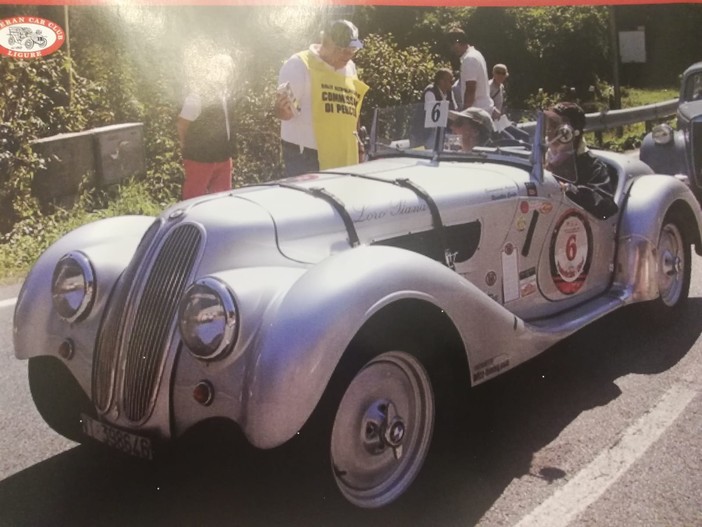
549,211,593,295
0,16,65,59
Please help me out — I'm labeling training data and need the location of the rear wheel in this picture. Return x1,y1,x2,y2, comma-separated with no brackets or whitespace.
330,351,435,508
653,213,691,313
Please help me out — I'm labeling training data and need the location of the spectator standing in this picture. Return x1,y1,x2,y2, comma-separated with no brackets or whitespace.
446,28,495,116
274,19,369,177
177,53,237,200
489,63,509,115
411,68,457,148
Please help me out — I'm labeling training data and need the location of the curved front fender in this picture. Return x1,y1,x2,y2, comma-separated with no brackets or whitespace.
240,245,525,449
13,215,155,392
640,130,687,176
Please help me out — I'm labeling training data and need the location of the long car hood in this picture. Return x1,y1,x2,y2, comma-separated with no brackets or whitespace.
168,156,529,265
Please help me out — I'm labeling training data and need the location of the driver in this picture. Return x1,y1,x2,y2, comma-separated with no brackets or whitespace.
544,102,618,219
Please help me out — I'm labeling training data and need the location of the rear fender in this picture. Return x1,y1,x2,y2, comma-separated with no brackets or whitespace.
615,175,702,302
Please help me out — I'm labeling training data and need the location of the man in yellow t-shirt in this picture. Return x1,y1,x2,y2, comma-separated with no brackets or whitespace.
274,20,369,177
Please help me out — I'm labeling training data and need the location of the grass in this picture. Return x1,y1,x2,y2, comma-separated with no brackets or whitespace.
0,180,168,281
589,86,678,152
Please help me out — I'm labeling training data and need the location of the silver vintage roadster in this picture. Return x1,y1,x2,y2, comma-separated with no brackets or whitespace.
14,104,702,508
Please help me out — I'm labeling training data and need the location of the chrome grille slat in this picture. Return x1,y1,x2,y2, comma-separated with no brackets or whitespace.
122,224,201,422
93,219,162,412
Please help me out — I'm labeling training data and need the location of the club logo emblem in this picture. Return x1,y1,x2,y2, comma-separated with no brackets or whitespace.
0,16,65,58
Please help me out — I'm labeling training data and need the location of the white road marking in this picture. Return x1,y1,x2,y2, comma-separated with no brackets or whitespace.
515,382,698,527
0,297,17,310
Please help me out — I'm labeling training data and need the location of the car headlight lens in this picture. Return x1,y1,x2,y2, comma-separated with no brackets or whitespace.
652,124,674,145
51,251,95,322
178,277,238,360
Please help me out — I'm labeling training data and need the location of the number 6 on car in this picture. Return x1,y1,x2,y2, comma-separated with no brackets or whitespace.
424,99,449,128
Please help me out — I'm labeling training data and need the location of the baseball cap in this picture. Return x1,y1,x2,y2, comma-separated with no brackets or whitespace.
544,102,586,132
449,107,494,133
325,20,363,49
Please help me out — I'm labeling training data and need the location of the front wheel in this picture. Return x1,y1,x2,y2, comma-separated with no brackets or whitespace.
651,212,691,315
329,351,435,508
28,356,93,442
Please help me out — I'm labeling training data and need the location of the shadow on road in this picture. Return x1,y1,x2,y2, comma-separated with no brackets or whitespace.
1,300,700,527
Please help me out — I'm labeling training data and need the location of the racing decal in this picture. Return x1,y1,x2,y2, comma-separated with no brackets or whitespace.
525,182,538,197
549,210,593,295
353,200,427,223
540,202,554,215
516,216,527,231
502,242,520,302
472,355,511,383
520,201,530,214
521,211,540,257
486,185,518,201
485,270,497,287
520,267,537,297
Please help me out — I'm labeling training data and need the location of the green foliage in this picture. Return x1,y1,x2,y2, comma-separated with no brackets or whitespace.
0,179,163,279
0,52,114,233
233,78,286,184
355,33,447,125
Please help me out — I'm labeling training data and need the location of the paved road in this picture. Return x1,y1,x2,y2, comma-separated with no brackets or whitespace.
0,267,700,526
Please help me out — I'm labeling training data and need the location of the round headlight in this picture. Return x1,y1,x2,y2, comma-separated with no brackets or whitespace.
652,124,674,145
51,251,95,322
178,277,238,360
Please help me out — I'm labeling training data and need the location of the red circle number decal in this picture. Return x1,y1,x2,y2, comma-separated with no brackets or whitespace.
549,211,593,295
0,16,65,59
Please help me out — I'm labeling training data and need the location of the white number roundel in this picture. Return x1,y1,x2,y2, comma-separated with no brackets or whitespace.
550,211,592,295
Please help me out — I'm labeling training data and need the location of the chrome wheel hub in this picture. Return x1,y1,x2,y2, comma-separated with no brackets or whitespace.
330,351,435,508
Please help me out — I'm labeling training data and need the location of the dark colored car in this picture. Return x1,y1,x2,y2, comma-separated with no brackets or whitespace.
640,62,702,199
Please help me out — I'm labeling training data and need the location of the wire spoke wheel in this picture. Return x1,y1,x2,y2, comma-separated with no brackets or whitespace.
330,351,434,508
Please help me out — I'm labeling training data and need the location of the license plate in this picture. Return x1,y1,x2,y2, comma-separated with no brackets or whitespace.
81,414,154,460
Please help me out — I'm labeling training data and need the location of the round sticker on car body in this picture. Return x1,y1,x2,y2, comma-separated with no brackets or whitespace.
0,16,65,59
550,210,593,295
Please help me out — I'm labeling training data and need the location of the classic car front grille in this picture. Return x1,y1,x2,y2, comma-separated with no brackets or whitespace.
692,120,701,185
93,219,162,412
122,223,202,422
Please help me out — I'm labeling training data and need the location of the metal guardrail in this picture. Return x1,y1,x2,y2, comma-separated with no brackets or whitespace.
519,98,678,135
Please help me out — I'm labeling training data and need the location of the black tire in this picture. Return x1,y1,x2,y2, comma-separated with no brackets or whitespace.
28,356,94,442
301,303,468,508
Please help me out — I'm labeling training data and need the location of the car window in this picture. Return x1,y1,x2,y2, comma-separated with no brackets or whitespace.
683,71,702,102
370,102,537,158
